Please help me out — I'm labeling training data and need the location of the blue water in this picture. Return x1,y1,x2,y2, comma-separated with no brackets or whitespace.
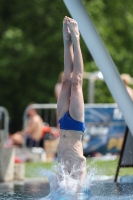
0,181,133,199
39,163,133,200
0,163,133,199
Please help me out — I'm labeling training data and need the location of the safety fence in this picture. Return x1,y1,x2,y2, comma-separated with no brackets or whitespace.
23,103,57,130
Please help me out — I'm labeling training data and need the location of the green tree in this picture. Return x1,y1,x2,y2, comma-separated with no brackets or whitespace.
0,0,133,132
82,0,133,103
0,0,69,132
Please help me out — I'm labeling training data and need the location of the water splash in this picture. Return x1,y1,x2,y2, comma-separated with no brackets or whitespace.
39,162,96,200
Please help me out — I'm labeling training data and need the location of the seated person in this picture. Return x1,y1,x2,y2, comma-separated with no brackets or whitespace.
9,107,59,148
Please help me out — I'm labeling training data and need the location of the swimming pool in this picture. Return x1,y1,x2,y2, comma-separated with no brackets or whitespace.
0,180,133,200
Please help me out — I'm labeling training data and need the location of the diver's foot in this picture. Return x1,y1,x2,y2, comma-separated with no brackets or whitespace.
67,17,80,43
63,16,71,42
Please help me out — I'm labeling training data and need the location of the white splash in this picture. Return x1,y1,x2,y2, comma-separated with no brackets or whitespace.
39,162,97,200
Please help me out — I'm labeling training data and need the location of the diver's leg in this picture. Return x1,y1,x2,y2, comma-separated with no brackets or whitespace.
68,18,86,188
68,18,84,122
57,17,74,120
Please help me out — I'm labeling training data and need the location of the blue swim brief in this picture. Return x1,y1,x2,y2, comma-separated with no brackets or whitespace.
58,111,85,132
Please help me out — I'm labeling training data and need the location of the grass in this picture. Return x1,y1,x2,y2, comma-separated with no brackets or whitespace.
86,159,133,177
25,162,54,178
25,158,133,178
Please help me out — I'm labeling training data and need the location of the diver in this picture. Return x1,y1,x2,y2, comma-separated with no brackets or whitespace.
57,16,86,191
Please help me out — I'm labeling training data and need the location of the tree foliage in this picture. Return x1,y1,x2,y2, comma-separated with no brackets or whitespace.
82,0,133,103
0,0,133,131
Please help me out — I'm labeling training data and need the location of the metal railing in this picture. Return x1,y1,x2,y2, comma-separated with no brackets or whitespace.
23,103,57,130
0,106,10,141
22,104,57,148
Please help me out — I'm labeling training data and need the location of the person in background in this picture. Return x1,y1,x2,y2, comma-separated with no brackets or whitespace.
54,72,64,100
121,73,133,100
54,72,64,131
24,107,55,148
8,106,58,148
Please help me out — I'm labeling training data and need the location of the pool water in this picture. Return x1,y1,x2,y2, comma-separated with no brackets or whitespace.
0,181,49,200
0,181,133,200
0,164,133,200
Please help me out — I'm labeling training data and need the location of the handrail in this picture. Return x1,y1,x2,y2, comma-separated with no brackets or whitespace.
23,103,57,130
0,106,10,140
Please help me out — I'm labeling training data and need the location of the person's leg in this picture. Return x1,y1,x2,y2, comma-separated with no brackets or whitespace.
10,131,24,146
68,18,86,188
57,16,74,120
67,18,84,122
